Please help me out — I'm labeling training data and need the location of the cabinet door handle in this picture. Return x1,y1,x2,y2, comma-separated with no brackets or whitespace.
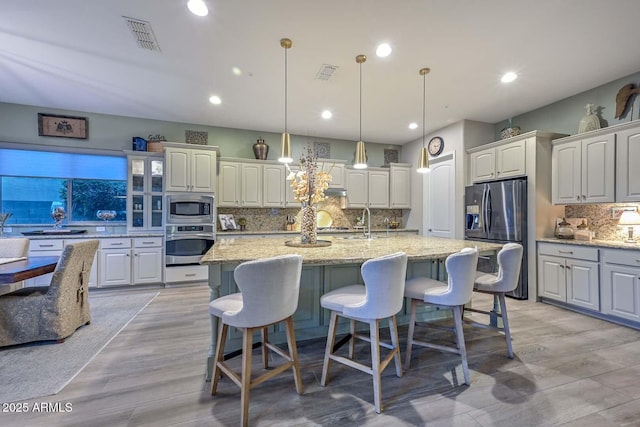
566,266,571,270
582,195,586,200
558,251,573,254
496,171,500,175
560,265,565,269
636,259,640,263
576,195,580,201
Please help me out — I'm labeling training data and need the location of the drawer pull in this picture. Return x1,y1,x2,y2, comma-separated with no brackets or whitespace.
39,244,54,248
110,242,123,246
558,251,573,255
142,241,155,245
185,273,196,277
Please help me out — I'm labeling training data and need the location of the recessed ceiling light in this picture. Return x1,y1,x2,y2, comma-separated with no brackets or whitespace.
321,110,332,119
501,71,517,83
409,122,418,130
187,0,208,17
209,95,221,105
376,43,392,58
232,67,242,76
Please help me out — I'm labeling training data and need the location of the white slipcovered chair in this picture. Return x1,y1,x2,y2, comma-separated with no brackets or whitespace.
209,254,303,427
464,243,524,359
0,238,29,296
404,247,479,385
320,252,408,414
0,240,99,347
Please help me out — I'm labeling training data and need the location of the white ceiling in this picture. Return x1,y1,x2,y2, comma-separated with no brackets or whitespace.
2,0,640,145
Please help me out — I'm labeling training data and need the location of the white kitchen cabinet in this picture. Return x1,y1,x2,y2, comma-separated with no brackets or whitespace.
132,237,163,284
263,163,286,207
601,248,640,322
320,161,345,189
165,144,217,193
218,161,241,207
127,153,164,232
469,139,526,183
241,163,262,207
551,133,615,204
285,164,301,208
616,126,640,202
537,243,599,311
345,168,389,208
389,163,411,209
99,238,132,287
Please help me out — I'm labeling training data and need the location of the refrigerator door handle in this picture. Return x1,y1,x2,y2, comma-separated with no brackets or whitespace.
481,185,488,234
486,185,492,233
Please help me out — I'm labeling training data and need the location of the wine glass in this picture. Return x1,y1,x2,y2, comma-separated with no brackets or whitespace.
96,210,116,233
50,207,66,229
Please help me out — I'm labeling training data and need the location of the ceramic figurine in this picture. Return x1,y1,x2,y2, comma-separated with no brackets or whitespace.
578,103,600,133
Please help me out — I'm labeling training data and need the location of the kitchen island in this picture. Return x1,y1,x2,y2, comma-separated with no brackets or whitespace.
200,235,503,380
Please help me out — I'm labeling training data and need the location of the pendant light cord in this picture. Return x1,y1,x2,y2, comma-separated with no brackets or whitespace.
359,61,362,141
422,71,426,147
284,46,288,133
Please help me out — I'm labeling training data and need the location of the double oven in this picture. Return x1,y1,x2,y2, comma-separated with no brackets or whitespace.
164,193,216,266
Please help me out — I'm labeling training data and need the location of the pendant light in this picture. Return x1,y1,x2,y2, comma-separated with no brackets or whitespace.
417,67,431,173
353,54,368,169
278,38,293,163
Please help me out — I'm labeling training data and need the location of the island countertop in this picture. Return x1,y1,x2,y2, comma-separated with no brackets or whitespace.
201,235,504,265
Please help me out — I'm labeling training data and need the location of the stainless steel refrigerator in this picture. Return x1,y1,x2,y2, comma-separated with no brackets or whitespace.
464,177,528,299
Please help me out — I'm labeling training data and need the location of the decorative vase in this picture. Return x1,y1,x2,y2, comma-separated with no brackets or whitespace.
252,137,269,160
300,204,318,245
578,103,600,133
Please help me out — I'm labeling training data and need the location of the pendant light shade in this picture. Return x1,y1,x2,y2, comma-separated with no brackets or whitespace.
417,67,431,173
278,38,293,163
353,54,368,169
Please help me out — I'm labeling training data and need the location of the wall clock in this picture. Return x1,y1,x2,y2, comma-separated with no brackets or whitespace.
428,136,444,157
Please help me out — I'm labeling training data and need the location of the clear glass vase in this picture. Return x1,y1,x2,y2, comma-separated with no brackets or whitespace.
300,204,318,245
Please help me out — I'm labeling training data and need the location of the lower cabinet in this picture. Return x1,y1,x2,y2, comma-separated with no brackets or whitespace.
100,237,163,286
601,248,640,322
538,242,599,311
27,238,98,288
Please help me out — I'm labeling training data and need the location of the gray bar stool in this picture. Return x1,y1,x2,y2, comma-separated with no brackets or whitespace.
209,254,303,427
404,248,479,385
464,243,524,359
320,252,408,414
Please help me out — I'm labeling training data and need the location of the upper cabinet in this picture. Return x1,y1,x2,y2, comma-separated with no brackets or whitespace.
469,139,526,183
262,163,286,208
345,168,389,208
616,126,640,202
127,153,164,232
217,161,262,207
164,143,217,193
389,163,411,209
552,132,615,204
320,161,345,189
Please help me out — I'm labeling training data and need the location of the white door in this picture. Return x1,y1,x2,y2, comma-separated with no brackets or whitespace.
218,162,240,207
552,141,581,204
582,133,615,203
263,164,286,207
190,150,216,193
426,155,454,239
165,148,190,192
133,247,163,284
616,127,640,202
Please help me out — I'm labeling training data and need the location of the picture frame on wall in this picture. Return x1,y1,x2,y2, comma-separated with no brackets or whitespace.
218,214,237,231
38,113,88,139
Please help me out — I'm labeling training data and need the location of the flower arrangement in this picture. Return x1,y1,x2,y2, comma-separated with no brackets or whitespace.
0,212,12,237
286,145,332,206
286,145,332,244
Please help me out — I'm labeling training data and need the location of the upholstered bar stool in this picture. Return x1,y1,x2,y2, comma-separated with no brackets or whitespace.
320,252,407,414
404,248,478,385
464,243,523,359
209,254,303,427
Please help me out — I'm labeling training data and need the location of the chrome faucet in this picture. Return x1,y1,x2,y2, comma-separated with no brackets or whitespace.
384,217,390,238
362,207,371,239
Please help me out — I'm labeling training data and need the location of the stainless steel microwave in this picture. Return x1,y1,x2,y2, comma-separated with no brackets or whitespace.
166,194,215,224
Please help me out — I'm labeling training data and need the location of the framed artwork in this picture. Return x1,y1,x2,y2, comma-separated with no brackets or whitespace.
218,214,237,231
38,113,88,139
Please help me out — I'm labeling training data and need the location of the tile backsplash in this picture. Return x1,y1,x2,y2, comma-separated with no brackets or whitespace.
565,203,640,242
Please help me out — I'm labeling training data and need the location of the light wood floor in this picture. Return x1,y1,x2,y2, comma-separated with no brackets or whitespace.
4,284,640,427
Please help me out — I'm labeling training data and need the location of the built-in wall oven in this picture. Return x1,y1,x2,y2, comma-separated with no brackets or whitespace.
165,224,215,266
166,193,214,224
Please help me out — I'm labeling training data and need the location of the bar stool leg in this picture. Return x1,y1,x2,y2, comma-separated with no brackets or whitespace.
261,327,269,369
370,318,382,414
452,305,470,385
404,299,418,370
211,322,228,395
240,327,254,427
349,319,356,359
388,315,402,377
284,316,303,394
497,293,514,358
321,311,339,386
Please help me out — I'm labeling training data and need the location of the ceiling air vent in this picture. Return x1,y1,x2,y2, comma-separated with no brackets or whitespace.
123,17,161,52
315,64,338,81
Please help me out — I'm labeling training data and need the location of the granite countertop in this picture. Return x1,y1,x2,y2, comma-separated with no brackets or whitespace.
24,232,164,240
217,228,419,236
201,235,503,265
538,237,640,250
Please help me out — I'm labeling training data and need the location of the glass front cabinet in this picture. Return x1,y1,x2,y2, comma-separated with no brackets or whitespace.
127,153,164,231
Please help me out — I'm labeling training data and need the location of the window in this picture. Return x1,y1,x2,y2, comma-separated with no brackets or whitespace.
0,148,127,225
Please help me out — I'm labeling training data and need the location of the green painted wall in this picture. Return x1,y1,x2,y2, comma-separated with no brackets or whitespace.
0,102,401,166
494,71,640,139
